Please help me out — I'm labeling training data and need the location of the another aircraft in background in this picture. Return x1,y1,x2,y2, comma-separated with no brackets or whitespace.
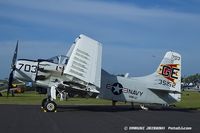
0,79,25,96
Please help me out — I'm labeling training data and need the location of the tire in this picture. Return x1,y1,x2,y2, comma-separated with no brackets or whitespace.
44,101,57,112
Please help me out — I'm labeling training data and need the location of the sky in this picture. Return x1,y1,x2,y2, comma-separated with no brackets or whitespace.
0,0,200,79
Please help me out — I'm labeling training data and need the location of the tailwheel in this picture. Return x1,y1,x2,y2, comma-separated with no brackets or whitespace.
140,105,148,111
44,100,57,112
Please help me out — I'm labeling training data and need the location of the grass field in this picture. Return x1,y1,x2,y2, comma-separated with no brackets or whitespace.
0,91,200,109
0,91,116,105
175,91,200,109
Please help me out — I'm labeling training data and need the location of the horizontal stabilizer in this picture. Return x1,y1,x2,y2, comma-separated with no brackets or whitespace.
149,88,182,94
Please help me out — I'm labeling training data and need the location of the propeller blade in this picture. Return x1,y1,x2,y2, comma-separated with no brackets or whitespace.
7,71,14,97
7,41,18,97
11,40,18,69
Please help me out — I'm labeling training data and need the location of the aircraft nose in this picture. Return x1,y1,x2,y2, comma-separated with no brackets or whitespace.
13,60,38,82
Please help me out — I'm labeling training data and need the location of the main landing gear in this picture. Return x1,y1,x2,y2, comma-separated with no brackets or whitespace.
41,97,57,112
41,85,58,112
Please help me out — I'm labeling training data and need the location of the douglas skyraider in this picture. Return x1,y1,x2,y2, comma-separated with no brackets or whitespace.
7,34,181,112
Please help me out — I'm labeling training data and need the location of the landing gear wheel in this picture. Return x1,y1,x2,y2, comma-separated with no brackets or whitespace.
41,98,48,109
44,101,57,112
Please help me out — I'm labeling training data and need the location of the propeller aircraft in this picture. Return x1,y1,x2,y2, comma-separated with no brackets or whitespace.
7,34,181,112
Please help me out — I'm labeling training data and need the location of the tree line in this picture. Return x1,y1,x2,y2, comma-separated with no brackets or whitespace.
182,73,200,84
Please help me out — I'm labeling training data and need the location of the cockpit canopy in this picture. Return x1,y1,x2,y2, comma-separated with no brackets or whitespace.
47,55,69,65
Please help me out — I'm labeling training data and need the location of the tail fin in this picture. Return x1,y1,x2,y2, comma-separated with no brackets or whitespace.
149,51,181,101
156,51,181,87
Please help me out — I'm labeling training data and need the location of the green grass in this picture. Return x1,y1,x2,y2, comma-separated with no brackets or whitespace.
0,92,45,105
0,91,119,105
175,91,200,109
0,91,200,110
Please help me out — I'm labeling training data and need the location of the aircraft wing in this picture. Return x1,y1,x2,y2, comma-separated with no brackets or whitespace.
63,34,102,88
66,43,75,58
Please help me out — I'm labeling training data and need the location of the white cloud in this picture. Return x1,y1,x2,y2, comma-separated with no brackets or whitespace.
1,0,200,48
1,0,200,30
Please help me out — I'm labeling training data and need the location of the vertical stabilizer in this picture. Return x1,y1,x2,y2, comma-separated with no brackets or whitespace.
156,51,181,91
149,51,181,102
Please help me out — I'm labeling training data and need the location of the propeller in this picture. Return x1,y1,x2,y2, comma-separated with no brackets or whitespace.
7,41,18,97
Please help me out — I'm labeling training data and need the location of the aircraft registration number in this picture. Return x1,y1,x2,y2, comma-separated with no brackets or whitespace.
158,79,176,88
18,63,37,73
